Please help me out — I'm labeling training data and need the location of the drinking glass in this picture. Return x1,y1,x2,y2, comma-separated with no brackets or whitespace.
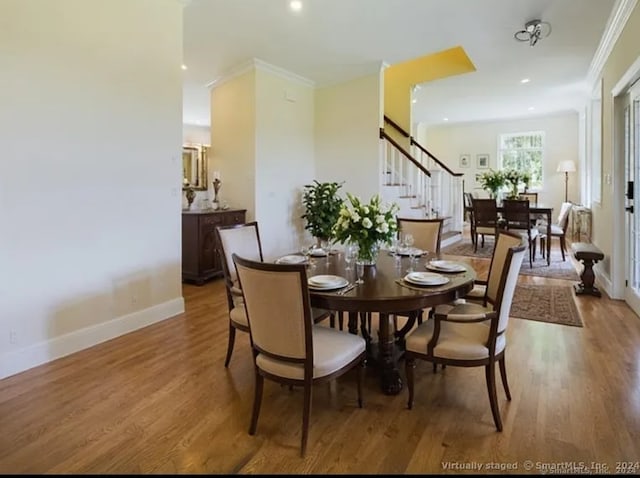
391,237,402,268
344,243,355,271
403,233,415,272
356,262,365,284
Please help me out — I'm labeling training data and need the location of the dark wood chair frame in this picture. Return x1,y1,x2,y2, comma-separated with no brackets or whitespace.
501,199,538,267
232,254,366,457
471,198,499,252
404,230,526,432
540,208,571,261
216,222,335,367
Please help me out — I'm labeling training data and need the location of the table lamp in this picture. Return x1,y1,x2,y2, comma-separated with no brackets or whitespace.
557,160,576,202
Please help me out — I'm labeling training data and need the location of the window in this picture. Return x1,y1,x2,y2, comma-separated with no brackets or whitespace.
498,131,544,189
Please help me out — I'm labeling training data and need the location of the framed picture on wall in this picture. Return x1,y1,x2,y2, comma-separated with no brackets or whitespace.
476,154,489,169
459,154,470,168
474,173,483,189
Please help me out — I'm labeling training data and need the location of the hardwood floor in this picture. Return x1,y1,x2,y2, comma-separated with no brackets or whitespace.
1,247,640,473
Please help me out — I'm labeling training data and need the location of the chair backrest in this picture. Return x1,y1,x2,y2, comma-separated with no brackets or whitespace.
232,254,312,364
557,202,573,231
471,198,498,229
518,192,538,206
484,230,527,333
501,199,531,231
397,217,444,253
463,192,474,208
216,221,263,285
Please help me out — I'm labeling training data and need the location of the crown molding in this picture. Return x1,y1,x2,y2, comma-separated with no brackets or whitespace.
586,0,638,88
206,58,315,90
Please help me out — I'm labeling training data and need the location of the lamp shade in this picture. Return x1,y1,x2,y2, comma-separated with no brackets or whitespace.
557,160,576,173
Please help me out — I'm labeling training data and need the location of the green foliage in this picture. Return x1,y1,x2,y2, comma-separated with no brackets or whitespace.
301,180,344,240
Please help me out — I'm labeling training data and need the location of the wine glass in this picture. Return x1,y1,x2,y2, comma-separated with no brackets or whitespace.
344,243,355,271
356,262,365,284
403,233,415,272
391,237,402,268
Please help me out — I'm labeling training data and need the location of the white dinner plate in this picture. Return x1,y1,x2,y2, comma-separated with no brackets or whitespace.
309,248,328,257
308,275,348,290
425,260,466,273
275,255,307,264
395,247,425,257
404,271,449,286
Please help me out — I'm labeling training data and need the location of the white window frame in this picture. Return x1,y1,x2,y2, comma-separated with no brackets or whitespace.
497,131,545,191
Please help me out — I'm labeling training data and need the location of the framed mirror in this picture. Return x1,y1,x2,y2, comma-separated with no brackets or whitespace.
182,144,208,191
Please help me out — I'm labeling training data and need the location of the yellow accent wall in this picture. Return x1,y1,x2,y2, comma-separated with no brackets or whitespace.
384,46,476,134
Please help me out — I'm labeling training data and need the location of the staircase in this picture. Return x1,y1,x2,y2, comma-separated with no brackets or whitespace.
379,117,464,248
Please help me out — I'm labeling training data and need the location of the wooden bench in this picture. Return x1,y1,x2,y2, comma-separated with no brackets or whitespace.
571,242,604,297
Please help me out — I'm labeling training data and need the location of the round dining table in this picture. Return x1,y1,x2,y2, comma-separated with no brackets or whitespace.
304,250,477,395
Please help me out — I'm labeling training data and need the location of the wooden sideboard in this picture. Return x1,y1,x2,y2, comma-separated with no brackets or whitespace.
182,208,247,285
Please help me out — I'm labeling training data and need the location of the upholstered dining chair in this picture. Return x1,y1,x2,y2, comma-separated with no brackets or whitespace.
501,199,539,267
397,217,444,254
471,198,499,252
538,201,573,261
404,230,526,431
518,192,538,206
216,221,332,367
463,192,476,247
392,217,445,333
232,254,366,457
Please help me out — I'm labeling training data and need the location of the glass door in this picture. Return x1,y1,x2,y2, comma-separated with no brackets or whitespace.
624,81,640,314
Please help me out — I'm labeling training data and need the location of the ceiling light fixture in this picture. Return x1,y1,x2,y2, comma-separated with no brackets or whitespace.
289,0,302,12
181,64,188,70
520,78,530,84
514,19,551,47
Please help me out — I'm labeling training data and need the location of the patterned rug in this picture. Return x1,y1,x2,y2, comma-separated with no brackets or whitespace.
511,284,583,327
442,238,580,281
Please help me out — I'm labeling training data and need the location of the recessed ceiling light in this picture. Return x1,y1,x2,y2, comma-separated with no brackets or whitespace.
290,0,302,11
528,106,535,111
520,78,530,84
443,118,449,121
412,99,417,104
181,64,188,70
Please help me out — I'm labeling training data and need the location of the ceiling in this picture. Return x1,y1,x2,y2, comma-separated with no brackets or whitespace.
182,0,617,127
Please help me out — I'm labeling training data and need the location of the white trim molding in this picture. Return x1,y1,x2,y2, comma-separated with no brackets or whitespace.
0,298,185,380
587,0,639,88
207,58,315,90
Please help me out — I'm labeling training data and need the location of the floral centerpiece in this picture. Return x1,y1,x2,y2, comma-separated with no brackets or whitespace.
478,169,506,199
332,193,399,265
503,169,529,199
301,180,344,244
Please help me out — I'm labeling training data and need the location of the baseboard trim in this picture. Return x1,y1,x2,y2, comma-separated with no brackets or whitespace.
0,297,185,380
595,264,615,299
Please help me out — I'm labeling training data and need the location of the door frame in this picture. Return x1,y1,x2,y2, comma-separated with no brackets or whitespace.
612,55,640,300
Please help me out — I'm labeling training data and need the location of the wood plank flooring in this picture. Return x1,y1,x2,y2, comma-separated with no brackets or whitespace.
1,250,640,474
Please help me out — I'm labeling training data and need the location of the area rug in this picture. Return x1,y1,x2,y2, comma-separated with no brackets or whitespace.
442,238,580,281
511,284,583,327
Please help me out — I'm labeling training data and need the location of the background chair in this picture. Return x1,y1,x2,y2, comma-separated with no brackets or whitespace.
539,201,573,261
216,221,332,367
391,218,445,337
518,192,538,206
233,254,366,457
397,217,444,253
501,199,539,267
471,198,498,252
463,192,476,246
404,231,526,431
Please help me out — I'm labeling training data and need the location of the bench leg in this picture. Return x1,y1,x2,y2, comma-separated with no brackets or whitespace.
574,258,601,297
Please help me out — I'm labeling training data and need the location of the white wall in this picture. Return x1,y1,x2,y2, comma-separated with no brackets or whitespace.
315,73,383,203
255,69,315,259
0,0,184,379
421,112,580,218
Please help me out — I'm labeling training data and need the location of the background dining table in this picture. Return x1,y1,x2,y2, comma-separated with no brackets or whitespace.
303,250,476,395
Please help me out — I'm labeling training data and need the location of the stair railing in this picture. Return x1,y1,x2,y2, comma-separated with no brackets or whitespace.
382,116,464,232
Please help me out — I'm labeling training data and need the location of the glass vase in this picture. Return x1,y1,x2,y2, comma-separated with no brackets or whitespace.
355,242,379,266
